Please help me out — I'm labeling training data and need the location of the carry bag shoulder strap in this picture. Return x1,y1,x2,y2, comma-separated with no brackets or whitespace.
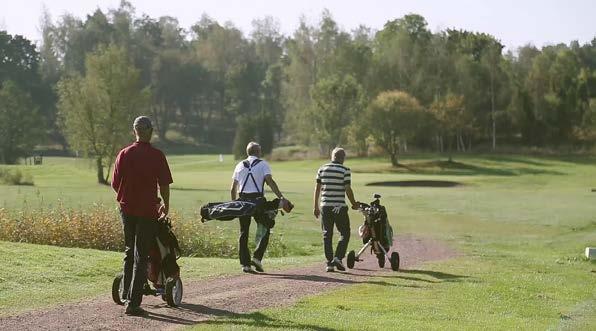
240,159,264,194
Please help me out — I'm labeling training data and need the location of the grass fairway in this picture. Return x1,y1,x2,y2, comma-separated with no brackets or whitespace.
0,240,320,316
1,154,595,328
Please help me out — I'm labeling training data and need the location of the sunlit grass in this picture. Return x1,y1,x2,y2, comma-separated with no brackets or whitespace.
0,153,595,328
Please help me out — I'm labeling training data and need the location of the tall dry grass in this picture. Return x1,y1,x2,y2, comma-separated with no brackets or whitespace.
0,206,288,257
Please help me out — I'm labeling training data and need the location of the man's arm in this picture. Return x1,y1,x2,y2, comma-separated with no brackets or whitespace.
157,152,173,216
230,180,238,200
159,184,170,216
111,153,122,193
264,175,283,199
313,182,321,219
345,184,358,209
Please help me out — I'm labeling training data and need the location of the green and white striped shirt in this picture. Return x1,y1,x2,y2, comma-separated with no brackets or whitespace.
316,162,351,207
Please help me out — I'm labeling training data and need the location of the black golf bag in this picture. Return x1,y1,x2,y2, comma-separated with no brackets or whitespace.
200,197,282,228
148,216,181,285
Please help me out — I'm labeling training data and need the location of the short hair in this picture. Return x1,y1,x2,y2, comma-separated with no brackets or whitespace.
331,147,346,161
246,142,261,156
133,116,152,131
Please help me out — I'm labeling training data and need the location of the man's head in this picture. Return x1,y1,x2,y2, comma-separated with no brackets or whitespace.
133,116,153,142
331,147,346,163
331,147,346,164
246,142,261,157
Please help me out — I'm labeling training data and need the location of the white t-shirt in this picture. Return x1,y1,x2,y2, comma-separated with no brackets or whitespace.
232,156,272,194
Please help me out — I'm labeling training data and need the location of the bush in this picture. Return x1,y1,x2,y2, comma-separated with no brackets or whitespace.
0,168,34,185
0,206,288,258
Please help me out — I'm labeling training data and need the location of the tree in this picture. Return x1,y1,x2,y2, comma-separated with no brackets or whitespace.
430,93,470,160
372,14,433,103
57,45,145,184
310,75,365,154
367,90,427,166
232,114,257,159
481,39,505,150
251,16,283,66
0,81,43,164
282,18,317,144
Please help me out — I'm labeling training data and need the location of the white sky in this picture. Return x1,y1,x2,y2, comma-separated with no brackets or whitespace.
1,0,595,51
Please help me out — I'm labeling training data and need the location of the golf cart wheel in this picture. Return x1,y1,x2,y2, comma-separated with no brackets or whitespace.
111,273,125,305
377,253,385,268
165,277,183,307
347,250,356,269
390,252,400,271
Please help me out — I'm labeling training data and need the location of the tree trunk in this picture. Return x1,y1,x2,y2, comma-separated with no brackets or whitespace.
448,135,453,163
490,67,496,151
459,135,466,152
390,152,399,166
455,133,461,152
104,154,115,184
96,157,107,185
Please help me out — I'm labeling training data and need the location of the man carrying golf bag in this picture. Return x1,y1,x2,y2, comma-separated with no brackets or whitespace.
231,142,286,273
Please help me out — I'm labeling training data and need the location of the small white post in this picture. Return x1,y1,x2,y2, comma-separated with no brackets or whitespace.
586,247,595,260
219,154,224,163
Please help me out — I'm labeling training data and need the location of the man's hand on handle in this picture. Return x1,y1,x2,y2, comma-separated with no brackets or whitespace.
158,203,169,217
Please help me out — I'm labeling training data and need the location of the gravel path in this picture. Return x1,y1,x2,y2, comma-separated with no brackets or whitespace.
0,234,457,330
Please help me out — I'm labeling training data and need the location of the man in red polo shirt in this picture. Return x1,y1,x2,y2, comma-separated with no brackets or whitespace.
111,116,173,316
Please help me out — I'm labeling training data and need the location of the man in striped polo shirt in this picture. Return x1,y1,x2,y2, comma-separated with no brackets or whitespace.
313,147,359,272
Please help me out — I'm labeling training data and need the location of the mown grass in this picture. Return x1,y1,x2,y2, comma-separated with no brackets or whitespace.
0,240,321,316
187,154,596,330
1,153,595,328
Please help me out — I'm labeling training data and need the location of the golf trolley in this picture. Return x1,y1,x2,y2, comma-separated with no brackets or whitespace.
347,194,400,271
112,217,183,307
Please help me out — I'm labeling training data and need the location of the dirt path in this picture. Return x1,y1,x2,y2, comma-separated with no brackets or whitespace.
0,235,457,330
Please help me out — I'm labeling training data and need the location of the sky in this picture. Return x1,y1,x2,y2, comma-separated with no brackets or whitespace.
1,0,595,51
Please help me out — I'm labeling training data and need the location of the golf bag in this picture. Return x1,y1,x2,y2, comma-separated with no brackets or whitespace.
200,157,294,228
200,198,282,228
347,194,400,271
148,216,181,285
359,198,393,250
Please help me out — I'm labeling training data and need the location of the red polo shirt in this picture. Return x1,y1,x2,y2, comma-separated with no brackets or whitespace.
111,141,173,219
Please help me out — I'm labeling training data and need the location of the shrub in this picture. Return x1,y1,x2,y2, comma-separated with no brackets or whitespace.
0,168,34,186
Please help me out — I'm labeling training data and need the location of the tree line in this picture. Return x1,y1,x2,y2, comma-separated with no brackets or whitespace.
1,2,595,176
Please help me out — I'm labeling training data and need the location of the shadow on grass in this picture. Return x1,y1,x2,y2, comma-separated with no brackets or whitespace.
366,180,462,187
483,155,550,166
355,268,473,284
265,273,423,288
401,269,471,282
147,303,337,330
373,160,566,177
171,187,225,192
197,311,337,330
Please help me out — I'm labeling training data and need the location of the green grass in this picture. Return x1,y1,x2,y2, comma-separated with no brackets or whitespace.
1,153,596,328
184,154,595,330
0,240,320,316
